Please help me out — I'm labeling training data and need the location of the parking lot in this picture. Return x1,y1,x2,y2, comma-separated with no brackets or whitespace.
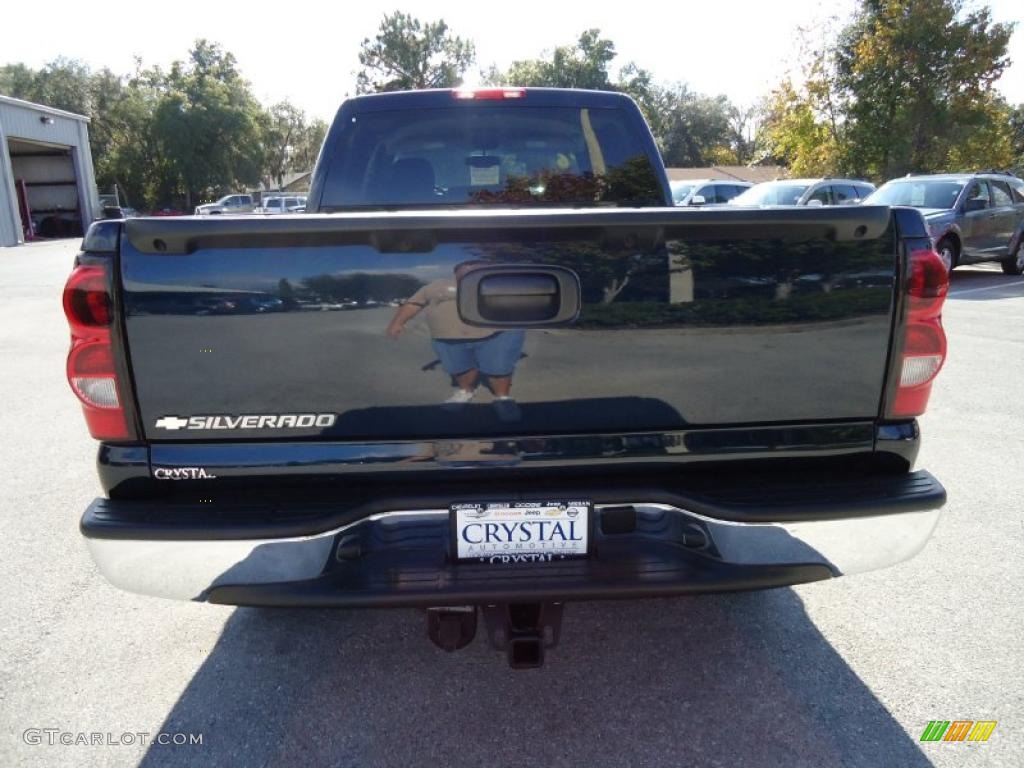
0,238,1021,768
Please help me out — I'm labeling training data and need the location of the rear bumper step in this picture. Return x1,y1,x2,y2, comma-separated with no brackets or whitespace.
81,471,945,605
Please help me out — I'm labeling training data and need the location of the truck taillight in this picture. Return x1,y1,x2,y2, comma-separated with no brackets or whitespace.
63,264,129,439
888,246,948,418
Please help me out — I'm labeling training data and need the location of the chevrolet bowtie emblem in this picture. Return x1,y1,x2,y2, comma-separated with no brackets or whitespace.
154,416,190,430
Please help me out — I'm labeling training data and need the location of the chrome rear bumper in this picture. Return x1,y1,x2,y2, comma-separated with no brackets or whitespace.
83,502,941,604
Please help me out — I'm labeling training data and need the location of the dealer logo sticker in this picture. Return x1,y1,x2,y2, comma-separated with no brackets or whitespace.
153,467,218,480
154,413,337,431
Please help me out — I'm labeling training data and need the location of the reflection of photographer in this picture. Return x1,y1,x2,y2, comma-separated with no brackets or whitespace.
386,261,525,422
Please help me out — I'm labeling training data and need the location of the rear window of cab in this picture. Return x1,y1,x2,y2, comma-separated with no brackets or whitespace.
320,106,663,209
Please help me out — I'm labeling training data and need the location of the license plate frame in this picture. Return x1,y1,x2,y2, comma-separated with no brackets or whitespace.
450,501,593,564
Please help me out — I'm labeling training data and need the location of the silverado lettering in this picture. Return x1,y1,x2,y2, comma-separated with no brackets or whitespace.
154,414,337,430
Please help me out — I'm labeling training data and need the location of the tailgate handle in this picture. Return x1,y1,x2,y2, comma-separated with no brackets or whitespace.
458,266,581,326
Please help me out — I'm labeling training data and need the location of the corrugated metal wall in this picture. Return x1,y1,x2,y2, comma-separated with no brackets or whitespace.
11,154,78,212
0,98,97,247
0,120,20,247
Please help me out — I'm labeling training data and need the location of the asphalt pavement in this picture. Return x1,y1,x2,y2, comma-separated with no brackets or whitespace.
0,239,1021,768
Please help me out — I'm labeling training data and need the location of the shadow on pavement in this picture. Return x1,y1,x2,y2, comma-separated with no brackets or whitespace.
140,590,931,768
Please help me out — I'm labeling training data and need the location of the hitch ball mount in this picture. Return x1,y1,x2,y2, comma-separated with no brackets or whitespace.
426,602,565,668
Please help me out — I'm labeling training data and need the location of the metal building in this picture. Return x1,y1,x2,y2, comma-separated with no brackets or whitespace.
0,95,99,247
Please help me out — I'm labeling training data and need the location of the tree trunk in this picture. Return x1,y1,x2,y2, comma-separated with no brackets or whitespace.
602,274,630,304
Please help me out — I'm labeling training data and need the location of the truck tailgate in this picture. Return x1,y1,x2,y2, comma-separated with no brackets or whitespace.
119,207,897,442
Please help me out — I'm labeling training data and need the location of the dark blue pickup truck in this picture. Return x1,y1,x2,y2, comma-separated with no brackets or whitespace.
66,88,948,667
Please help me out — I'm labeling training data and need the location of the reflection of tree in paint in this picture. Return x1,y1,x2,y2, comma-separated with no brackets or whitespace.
466,155,663,208
676,227,897,301
468,172,603,205
577,289,892,329
277,278,298,309
601,155,665,206
300,273,425,303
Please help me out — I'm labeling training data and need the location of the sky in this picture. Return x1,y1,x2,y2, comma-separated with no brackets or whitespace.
2,0,1022,122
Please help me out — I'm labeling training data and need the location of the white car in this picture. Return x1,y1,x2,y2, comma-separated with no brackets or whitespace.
729,179,875,207
256,195,307,214
670,179,752,206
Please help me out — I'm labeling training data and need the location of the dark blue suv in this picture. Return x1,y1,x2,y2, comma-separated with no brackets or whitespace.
864,172,1024,275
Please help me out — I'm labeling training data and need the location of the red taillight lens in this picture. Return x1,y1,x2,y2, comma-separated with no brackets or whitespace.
63,265,112,331
63,264,129,439
888,247,949,418
452,87,525,100
906,245,949,308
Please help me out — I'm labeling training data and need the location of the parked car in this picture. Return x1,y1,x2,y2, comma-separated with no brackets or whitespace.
670,179,751,206
863,172,1024,275
256,195,307,214
730,178,875,207
194,194,255,216
67,88,947,668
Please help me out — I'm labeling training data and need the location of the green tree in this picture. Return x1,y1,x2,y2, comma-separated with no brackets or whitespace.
0,58,93,115
1010,103,1024,173
260,102,327,187
836,0,1014,177
0,63,36,99
152,40,266,207
289,118,328,173
654,86,736,167
356,11,475,93
759,1,1014,180
262,101,306,188
0,58,159,206
90,68,161,208
485,31,741,168
487,29,617,90
757,79,843,175
943,94,1015,171
728,105,758,165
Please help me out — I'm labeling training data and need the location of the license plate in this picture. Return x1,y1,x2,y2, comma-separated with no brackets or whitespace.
450,501,591,563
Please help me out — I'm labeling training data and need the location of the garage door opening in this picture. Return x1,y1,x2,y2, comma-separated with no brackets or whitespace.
8,137,85,239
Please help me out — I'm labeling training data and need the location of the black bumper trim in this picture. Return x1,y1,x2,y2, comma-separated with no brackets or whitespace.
205,556,834,609
81,469,946,542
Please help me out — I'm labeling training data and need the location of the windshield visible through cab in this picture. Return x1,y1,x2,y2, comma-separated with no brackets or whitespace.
730,183,810,206
670,182,694,204
864,180,964,209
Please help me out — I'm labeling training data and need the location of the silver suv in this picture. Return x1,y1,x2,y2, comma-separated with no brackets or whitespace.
257,195,307,214
194,194,255,216
730,178,875,207
864,172,1024,275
